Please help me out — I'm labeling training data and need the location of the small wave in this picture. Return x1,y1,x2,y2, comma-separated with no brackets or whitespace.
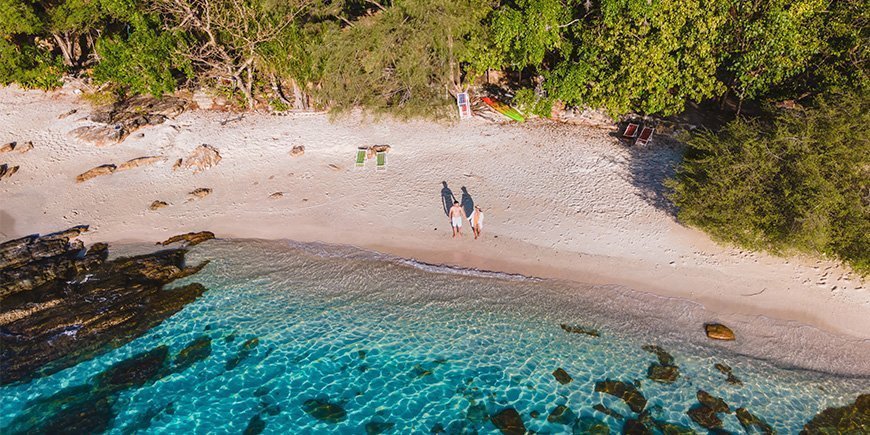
393,258,541,282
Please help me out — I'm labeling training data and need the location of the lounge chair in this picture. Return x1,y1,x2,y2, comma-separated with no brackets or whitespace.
623,123,640,139
635,126,653,146
376,151,386,171
355,149,366,168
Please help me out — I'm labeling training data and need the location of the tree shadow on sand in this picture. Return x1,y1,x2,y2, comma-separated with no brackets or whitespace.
619,136,683,218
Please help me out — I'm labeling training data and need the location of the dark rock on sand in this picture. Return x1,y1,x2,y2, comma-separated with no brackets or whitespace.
547,404,578,425
687,405,722,430
173,336,212,371
243,413,266,435
158,231,215,247
641,345,675,366
697,390,730,413
490,408,526,435
801,394,869,434
0,163,19,180
553,367,573,385
647,363,680,384
302,399,347,423
0,227,208,385
595,380,647,413
76,164,117,183
714,363,742,386
704,323,735,341
150,200,170,210
365,420,396,434
188,187,212,200
560,323,600,337
593,404,624,420
736,407,773,434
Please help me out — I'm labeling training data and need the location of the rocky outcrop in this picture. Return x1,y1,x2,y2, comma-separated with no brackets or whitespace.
647,364,680,384
697,390,730,413
1,141,31,154
69,124,125,147
687,405,721,429
547,405,577,425
553,367,573,385
302,399,347,423
158,231,215,247
0,163,19,181
117,156,165,171
704,323,735,341
290,145,305,157
801,394,869,434
76,164,116,183
594,380,647,413
70,96,186,146
0,227,209,385
490,408,526,435
180,144,221,174
560,323,600,337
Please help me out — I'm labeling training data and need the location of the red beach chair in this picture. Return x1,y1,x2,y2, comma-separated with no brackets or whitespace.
635,126,653,146
622,123,640,139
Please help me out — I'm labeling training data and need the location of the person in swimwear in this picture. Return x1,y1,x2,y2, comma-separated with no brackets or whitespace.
469,205,484,239
448,200,466,238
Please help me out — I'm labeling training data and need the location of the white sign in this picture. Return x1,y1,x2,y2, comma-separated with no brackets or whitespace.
456,92,472,119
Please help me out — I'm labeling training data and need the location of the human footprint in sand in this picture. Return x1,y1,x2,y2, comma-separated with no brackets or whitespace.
449,201,467,238
469,206,484,239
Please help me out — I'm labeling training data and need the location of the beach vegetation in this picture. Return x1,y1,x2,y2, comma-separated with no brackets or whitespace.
668,91,870,275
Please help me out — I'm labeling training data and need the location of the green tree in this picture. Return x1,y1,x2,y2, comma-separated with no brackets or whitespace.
668,91,870,274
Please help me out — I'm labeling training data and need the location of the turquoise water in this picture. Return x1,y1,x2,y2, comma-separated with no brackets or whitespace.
1,239,868,434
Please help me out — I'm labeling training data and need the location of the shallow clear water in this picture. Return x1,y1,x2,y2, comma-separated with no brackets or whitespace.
2,239,868,434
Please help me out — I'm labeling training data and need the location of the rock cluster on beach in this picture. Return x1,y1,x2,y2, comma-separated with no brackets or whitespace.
69,95,187,146
177,144,221,173
0,226,210,385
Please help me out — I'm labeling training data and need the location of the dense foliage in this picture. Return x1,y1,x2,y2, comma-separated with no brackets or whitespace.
668,92,870,274
1,0,865,116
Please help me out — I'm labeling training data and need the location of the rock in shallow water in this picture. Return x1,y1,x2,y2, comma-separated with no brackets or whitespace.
365,420,395,434
736,407,773,434
95,346,169,393
641,345,675,366
173,336,212,371
547,404,577,425
594,380,647,413
243,414,266,435
560,323,600,337
647,363,680,384
801,394,869,434
687,404,722,429
490,408,526,435
158,231,215,247
553,367,573,385
302,399,347,423
696,390,730,413
0,227,209,385
714,363,742,386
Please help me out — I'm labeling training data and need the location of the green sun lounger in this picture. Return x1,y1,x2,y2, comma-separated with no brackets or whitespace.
376,151,386,171
355,149,366,168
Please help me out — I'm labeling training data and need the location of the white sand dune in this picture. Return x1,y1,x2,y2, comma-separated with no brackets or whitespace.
1,86,867,351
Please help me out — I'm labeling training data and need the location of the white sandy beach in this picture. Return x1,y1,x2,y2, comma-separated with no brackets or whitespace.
1,85,868,351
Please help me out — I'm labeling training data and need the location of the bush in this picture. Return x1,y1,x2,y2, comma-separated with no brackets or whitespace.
0,40,63,90
668,91,870,274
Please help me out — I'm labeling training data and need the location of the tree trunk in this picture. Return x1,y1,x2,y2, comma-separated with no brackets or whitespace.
290,79,306,110
52,33,75,67
270,74,293,107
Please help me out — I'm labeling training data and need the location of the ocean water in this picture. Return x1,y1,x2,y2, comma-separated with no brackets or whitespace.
1,239,868,434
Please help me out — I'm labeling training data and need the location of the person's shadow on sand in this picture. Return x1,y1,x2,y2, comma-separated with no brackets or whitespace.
460,186,475,217
441,181,455,217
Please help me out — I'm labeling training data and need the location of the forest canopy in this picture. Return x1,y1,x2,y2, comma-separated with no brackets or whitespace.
1,0,865,116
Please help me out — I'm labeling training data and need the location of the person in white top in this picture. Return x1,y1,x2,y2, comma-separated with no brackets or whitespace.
469,206,484,239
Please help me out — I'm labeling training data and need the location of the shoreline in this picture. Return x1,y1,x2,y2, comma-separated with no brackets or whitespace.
1,86,868,349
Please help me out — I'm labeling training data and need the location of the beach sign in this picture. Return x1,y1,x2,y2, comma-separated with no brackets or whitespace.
456,92,472,119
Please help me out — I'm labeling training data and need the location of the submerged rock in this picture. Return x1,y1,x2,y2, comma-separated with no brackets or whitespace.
226,337,260,370
697,390,730,413
801,394,869,434
622,418,652,434
553,367,573,385
158,231,215,247
412,363,433,378
95,346,169,393
466,402,488,424
560,323,600,337
302,399,347,423
595,380,647,413
647,363,680,384
243,413,266,435
593,404,624,420
547,404,578,425
641,345,675,366
0,227,208,385
365,420,395,434
574,416,609,434
490,408,526,435
652,420,696,434
687,405,722,430
704,323,735,341
736,407,773,434
29,396,116,434
173,336,212,371
714,363,742,386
